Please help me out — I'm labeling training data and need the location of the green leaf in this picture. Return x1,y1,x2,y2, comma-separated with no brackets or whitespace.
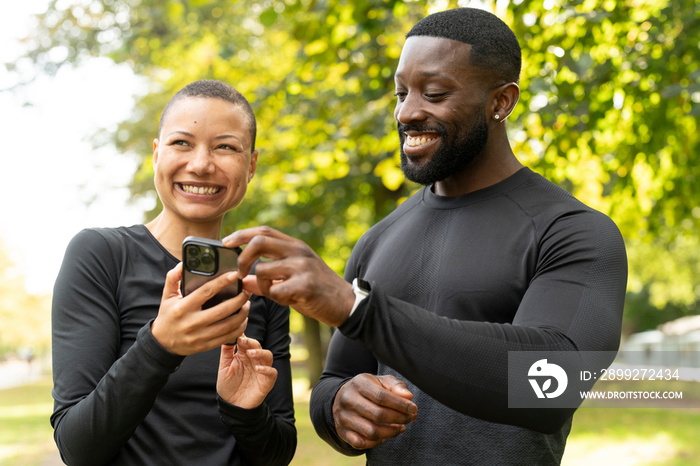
259,7,277,27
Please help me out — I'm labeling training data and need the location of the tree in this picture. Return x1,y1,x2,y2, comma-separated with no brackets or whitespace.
506,0,700,331
11,0,699,381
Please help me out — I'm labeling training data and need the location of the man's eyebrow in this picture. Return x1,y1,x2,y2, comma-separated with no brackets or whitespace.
421,70,453,79
395,70,456,82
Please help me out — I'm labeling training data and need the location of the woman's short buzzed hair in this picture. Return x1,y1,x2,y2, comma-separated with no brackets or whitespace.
159,80,257,151
406,7,521,85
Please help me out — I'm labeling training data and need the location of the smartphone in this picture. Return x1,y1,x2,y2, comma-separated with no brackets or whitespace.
181,236,242,309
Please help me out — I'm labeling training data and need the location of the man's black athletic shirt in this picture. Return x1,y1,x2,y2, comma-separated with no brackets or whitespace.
310,167,627,464
51,225,296,465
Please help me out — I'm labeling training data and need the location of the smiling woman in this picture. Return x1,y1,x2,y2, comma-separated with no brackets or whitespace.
50,80,296,465
149,93,258,249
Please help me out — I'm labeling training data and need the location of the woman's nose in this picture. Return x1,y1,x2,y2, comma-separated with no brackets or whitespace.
189,146,215,175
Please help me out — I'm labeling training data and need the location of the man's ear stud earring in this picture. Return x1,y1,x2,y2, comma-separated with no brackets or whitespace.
494,114,501,120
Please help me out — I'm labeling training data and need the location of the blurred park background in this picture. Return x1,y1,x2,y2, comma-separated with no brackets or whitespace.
1,0,698,464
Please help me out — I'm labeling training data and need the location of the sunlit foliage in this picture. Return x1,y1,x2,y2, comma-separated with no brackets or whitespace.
11,0,700,338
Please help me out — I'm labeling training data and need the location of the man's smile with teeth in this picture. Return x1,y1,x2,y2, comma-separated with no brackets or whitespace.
406,134,437,147
181,184,221,195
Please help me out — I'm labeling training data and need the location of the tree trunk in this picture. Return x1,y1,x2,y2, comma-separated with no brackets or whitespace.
303,315,326,388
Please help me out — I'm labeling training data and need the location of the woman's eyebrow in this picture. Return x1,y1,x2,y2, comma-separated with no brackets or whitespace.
214,134,242,141
166,130,195,138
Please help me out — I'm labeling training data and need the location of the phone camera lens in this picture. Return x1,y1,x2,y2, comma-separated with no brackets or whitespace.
186,245,200,257
185,243,216,273
186,256,201,270
200,252,214,266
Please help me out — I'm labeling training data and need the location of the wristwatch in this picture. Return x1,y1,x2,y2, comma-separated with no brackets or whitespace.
349,278,371,317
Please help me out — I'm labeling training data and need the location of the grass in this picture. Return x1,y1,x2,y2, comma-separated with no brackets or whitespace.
289,374,364,465
290,398,364,466
2,375,699,466
0,372,363,466
563,406,700,465
0,376,56,466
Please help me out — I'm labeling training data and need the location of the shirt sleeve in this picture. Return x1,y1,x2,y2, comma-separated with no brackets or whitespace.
218,297,297,465
51,230,184,466
312,210,627,436
218,399,297,466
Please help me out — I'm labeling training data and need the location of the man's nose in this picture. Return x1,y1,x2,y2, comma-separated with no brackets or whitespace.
395,92,427,125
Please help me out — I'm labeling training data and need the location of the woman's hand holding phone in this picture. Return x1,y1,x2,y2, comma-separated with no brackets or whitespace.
151,263,250,356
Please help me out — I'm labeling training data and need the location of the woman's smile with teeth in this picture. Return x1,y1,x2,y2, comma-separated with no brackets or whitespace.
406,134,437,147
181,184,220,195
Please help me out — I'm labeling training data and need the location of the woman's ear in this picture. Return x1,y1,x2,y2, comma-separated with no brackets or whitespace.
491,82,520,122
247,150,258,182
152,139,160,166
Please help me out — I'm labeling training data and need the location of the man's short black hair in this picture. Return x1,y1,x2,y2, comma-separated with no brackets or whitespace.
406,7,521,85
159,80,257,151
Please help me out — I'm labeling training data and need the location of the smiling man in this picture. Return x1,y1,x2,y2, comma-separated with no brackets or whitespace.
225,7,627,465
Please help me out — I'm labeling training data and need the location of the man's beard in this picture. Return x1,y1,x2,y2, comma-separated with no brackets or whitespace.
398,110,489,186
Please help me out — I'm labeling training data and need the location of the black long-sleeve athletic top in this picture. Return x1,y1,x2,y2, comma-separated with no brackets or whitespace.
51,225,296,465
310,167,627,465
